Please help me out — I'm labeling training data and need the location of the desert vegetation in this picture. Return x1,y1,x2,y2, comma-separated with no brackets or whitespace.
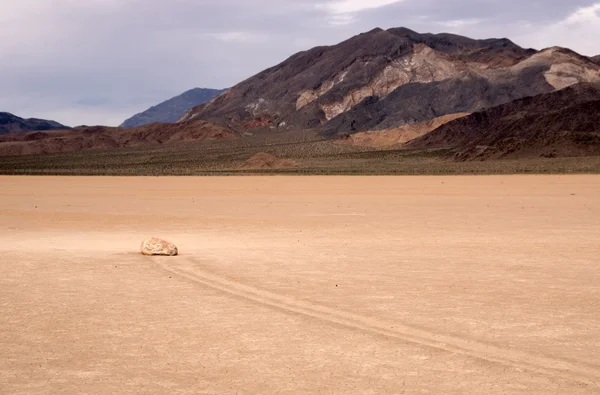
1,129,599,175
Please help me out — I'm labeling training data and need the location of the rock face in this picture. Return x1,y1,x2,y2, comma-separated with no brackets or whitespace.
180,27,600,136
121,88,227,128
140,237,178,256
408,82,600,160
0,112,69,135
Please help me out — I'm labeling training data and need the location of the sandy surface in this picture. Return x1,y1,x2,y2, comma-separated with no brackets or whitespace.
1,175,599,394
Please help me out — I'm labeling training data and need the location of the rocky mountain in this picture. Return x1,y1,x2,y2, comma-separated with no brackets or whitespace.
0,112,69,135
338,113,469,148
121,88,227,128
592,55,600,64
3,28,600,164
0,120,234,156
408,83,600,160
181,27,600,137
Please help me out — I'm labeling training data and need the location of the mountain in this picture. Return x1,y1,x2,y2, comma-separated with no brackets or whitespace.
592,55,600,64
408,83,600,160
180,27,600,137
0,112,69,135
338,113,469,148
121,88,227,128
3,28,600,165
0,120,234,156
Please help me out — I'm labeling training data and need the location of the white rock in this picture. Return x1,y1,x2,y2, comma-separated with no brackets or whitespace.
140,237,178,256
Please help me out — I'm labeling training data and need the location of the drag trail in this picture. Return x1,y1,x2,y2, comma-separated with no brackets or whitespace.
155,256,600,388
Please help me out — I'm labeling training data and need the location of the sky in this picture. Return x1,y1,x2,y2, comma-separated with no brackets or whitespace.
2,0,600,126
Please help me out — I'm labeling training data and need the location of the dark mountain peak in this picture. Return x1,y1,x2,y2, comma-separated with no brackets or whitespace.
388,28,522,53
0,112,26,123
365,27,385,35
386,27,420,38
181,87,224,99
0,112,69,135
478,37,519,48
120,87,226,127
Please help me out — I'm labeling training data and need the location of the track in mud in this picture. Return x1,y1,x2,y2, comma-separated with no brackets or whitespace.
155,256,600,388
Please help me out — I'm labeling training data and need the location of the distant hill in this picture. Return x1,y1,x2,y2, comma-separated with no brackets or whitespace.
0,120,234,156
120,88,227,127
592,55,600,64
0,112,69,135
408,83,600,160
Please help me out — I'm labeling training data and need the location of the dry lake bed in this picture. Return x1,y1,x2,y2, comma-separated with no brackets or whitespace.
1,175,599,394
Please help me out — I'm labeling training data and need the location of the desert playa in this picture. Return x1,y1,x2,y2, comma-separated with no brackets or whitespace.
1,175,599,394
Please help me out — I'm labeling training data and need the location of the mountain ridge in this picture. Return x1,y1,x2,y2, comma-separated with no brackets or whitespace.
0,112,69,135
0,120,234,156
408,82,600,160
121,88,227,128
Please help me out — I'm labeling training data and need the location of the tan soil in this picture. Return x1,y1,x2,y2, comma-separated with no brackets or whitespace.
339,113,470,148
1,176,599,394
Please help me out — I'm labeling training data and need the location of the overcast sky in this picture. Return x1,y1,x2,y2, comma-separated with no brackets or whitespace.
2,0,600,126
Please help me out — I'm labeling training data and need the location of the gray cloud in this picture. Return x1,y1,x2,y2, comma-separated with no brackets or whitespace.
1,0,599,126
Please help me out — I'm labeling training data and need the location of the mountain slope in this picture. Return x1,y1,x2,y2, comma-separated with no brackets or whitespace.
408,83,600,160
181,28,600,136
0,112,69,135
591,55,600,64
121,88,227,127
0,120,234,156
338,113,469,148
322,66,551,135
